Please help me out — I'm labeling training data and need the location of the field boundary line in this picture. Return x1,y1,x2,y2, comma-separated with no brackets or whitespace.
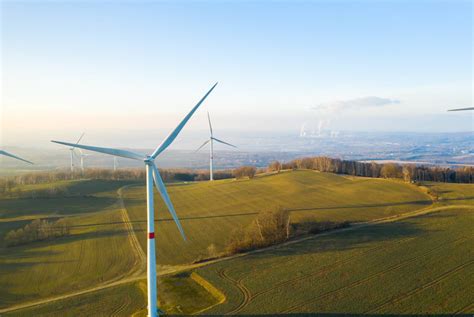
190,272,226,315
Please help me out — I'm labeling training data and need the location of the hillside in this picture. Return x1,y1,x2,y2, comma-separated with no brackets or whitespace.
2,171,464,315
122,170,432,265
196,206,474,315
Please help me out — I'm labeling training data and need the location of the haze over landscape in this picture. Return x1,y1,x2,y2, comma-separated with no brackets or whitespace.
1,1,472,149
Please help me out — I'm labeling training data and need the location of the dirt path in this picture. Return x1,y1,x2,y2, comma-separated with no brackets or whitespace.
117,185,146,277
1,201,472,314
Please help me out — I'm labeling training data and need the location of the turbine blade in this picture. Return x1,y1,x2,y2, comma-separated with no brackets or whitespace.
448,107,474,111
75,132,85,145
211,137,237,148
207,111,213,136
150,163,186,241
51,141,144,160
151,82,218,159
0,150,33,164
195,139,210,152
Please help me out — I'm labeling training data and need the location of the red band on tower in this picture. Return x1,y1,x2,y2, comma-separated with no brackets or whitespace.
149,232,155,239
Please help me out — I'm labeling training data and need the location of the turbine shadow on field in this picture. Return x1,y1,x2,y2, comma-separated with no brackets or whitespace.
0,197,118,219
69,198,434,229
288,199,432,212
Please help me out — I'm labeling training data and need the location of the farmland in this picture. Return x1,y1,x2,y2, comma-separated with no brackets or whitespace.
122,170,432,265
0,170,472,315
195,206,474,315
0,180,141,309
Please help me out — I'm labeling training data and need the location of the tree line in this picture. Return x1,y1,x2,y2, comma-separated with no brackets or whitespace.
267,157,474,184
0,156,471,197
0,166,261,196
4,218,71,247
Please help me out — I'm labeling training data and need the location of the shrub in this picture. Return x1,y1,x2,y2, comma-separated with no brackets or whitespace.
226,207,290,254
268,161,282,173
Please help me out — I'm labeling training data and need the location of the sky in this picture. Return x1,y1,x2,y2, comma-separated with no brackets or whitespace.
1,0,472,148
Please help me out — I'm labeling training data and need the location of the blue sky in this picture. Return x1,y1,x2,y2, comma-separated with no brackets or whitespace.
1,0,472,147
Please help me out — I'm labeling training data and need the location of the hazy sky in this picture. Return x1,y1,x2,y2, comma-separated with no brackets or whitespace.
1,0,472,148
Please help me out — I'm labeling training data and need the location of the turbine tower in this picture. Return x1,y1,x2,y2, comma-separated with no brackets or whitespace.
51,83,217,317
0,150,33,165
77,149,88,173
196,112,236,181
113,157,118,171
69,133,85,172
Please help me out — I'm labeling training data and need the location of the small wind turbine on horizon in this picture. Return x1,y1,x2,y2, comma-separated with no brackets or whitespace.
196,112,236,181
77,149,89,173
68,133,85,172
51,82,218,317
0,150,33,165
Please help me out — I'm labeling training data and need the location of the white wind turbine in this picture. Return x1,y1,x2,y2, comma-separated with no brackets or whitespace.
51,83,217,317
196,112,236,181
68,133,85,172
77,149,89,173
113,157,118,171
0,150,33,165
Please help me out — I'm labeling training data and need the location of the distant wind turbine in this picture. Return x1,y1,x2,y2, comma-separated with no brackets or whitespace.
77,149,88,173
0,150,33,165
113,157,118,171
51,82,217,317
69,133,85,172
448,107,474,111
196,112,236,181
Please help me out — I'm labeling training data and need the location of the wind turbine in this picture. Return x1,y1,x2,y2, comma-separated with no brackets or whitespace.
68,133,85,172
51,83,217,317
77,149,88,173
0,150,33,164
448,107,474,111
113,157,118,171
196,112,236,181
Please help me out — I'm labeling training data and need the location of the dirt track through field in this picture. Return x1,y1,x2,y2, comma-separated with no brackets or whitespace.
280,237,470,313
365,257,474,313
118,185,146,277
217,269,252,315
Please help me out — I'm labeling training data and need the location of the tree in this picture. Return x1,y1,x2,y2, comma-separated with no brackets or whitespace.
380,163,401,178
268,161,282,173
234,166,257,179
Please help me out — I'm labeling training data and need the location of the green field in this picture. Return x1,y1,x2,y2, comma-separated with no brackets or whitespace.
195,206,474,315
1,171,472,316
123,170,432,265
0,180,140,309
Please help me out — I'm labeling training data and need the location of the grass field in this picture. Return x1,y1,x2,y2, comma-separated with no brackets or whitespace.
1,171,472,316
3,275,218,317
0,180,140,309
195,206,474,315
122,170,432,265
3,281,147,317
